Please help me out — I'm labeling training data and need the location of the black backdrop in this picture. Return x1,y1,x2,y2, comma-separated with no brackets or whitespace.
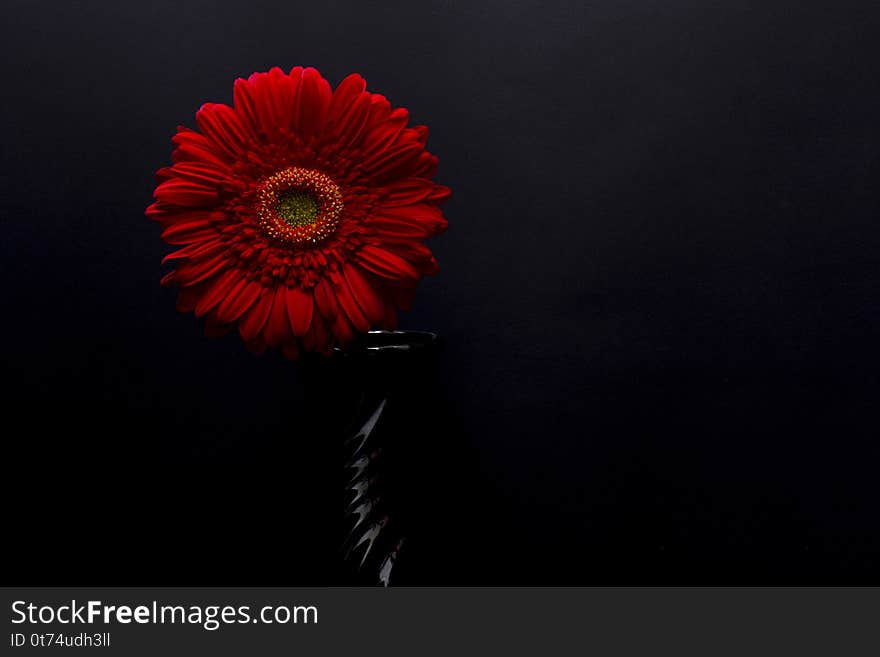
2,0,879,583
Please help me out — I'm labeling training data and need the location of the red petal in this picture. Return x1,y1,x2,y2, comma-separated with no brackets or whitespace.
162,237,224,263
343,264,385,324
194,268,240,318
160,217,218,245
264,288,293,347
148,206,222,227
195,103,251,159
381,242,439,276
384,240,434,262
173,255,229,286
298,67,331,143
356,245,420,282
326,73,366,134
303,314,331,353
411,152,439,178
145,202,166,219
366,217,437,241
330,270,370,333
367,205,448,240
326,87,372,149
363,143,424,182
284,285,314,337
172,127,231,167
251,67,298,138
410,124,429,145
360,109,408,156
215,279,261,323
286,66,304,133
330,313,355,345
381,179,451,207
238,288,273,342
383,203,447,223
313,276,339,322
233,77,261,136
357,99,397,152
167,161,229,186
154,179,218,207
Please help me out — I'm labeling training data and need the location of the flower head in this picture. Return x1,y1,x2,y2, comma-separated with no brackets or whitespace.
147,67,450,358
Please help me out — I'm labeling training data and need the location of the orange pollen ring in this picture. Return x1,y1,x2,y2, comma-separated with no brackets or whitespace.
256,167,344,247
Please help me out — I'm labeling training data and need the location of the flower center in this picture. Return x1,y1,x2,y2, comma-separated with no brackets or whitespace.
277,190,319,227
256,167,344,247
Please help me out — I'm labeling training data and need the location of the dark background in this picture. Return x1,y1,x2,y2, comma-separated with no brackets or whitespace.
2,0,879,583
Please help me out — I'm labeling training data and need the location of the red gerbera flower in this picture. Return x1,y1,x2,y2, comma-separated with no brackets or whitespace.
147,67,450,358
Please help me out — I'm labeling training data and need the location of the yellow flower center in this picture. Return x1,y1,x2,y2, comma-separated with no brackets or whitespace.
256,167,344,247
277,190,319,227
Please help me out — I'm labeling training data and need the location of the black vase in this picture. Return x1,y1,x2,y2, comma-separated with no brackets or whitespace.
298,330,471,585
